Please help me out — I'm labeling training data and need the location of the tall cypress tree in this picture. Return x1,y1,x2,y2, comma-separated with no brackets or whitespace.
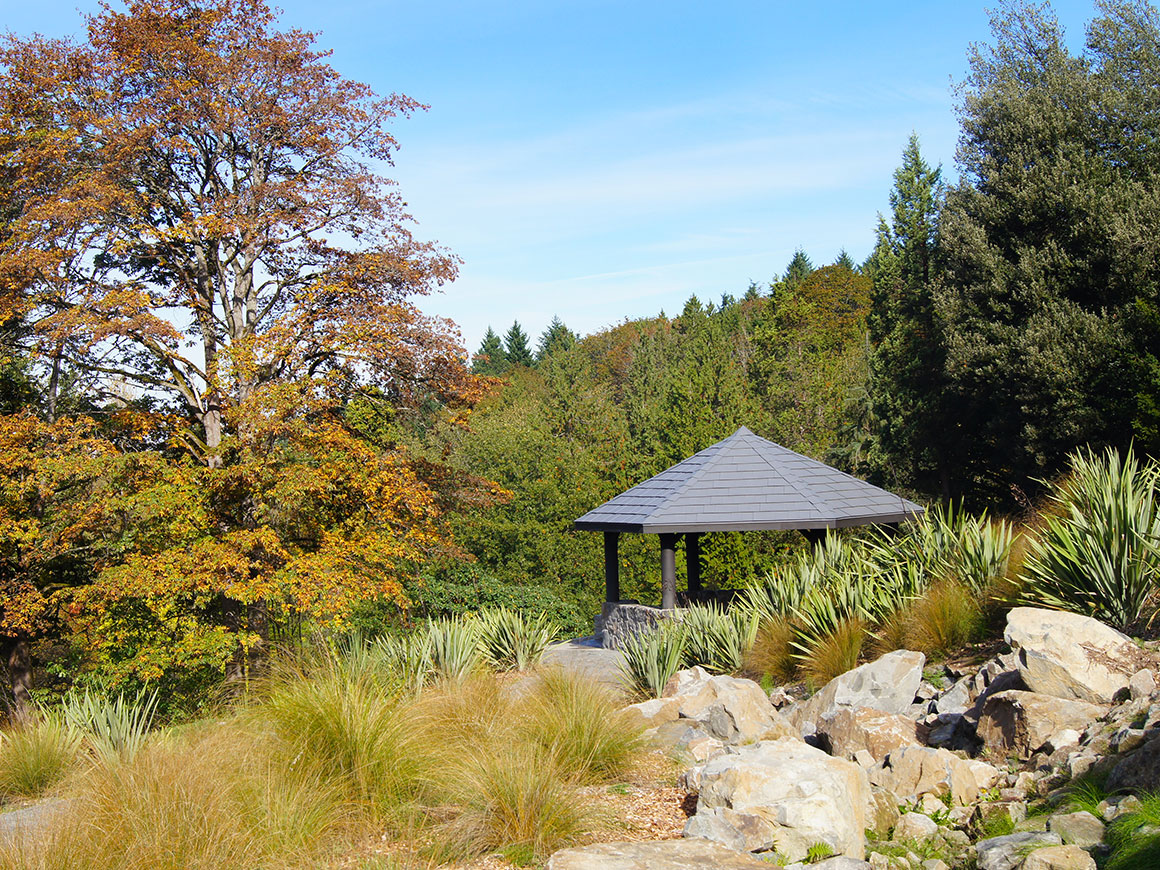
473,327,508,375
503,321,534,368
866,134,951,497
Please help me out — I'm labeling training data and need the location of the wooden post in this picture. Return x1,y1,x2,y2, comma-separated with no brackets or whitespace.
686,532,702,601
660,533,677,610
603,531,620,603
801,528,828,549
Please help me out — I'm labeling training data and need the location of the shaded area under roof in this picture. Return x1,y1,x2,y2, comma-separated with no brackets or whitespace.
574,426,924,534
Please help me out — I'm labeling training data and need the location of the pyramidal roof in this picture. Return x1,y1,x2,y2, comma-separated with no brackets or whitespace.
573,426,924,534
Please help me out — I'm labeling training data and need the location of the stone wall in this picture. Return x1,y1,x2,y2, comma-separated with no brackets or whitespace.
596,601,680,649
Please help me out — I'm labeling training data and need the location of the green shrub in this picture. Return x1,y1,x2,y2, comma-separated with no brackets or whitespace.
477,607,559,672
619,622,685,700
1022,446,1160,629
0,715,80,800
61,688,159,766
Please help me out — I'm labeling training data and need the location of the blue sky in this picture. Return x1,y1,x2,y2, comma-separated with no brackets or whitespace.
7,0,1098,353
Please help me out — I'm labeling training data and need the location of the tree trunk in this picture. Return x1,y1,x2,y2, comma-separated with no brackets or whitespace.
3,639,32,723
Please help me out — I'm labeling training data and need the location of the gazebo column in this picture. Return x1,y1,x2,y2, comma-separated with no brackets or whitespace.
686,532,702,601
603,531,620,603
659,533,678,610
801,528,828,549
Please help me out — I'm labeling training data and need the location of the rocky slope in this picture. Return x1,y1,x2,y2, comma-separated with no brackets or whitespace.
550,607,1160,870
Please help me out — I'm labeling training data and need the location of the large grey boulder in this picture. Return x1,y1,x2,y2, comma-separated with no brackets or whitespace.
1004,607,1146,704
664,667,797,744
547,839,771,870
790,650,926,732
976,832,1063,870
816,707,928,762
870,745,980,806
690,737,869,862
1047,811,1105,848
1107,730,1160,792
976,690,1107,758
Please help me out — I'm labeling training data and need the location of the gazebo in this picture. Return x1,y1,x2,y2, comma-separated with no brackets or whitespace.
573,426,924,612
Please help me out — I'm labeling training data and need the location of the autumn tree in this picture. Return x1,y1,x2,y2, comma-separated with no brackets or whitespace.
0,0,486,707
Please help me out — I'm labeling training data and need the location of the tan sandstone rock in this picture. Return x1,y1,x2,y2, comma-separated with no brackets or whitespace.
816,706,929,762
547,839,771,870
1004,607,1146,704
664,667,797,744
976,690,1106,759
871,745,979,806
1021,844,1097,870
691,737,869,862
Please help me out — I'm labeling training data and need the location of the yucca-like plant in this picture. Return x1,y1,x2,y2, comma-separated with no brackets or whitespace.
618,622,686,699
681,603,758,675
477,607,560,672
427,616,482,681
61,688,159,766
375,630,434,695
1022,446,1160,629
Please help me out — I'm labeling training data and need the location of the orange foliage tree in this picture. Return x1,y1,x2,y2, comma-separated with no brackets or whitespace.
0,0,489,713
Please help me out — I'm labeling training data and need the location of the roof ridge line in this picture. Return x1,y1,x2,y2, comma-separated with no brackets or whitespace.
747,436,840,518
645,431,739,522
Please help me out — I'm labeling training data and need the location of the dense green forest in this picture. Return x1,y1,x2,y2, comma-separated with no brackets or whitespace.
2,0,1160,714
422,0,1160,634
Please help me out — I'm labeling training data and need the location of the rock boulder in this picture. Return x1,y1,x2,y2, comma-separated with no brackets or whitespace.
1004,607,1146,704
690,737,869,862
547,839,771,870
976,690,1107,759
815,707,928,762
790,650,925,732
664,667,796,745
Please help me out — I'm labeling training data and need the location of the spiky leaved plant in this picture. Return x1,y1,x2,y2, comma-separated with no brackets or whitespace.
477,607,560,672
618,622,686,700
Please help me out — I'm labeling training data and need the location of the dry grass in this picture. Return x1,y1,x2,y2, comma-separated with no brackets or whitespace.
900,580,986,657
744,619,796,684
0,716,80,801
0,659,649,870
0,724,350,870
800,617,866,689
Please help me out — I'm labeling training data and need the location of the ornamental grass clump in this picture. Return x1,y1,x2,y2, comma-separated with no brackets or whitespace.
259,646,427,823
477,606,559,672
1022,446,1160,630
518,668,641,783
0,724,349,870
0,714,80,800
1106,792,1160,870
427,616,482,681
618,621,686,699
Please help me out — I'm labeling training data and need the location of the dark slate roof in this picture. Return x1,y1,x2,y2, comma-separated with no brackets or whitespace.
573,426,924,534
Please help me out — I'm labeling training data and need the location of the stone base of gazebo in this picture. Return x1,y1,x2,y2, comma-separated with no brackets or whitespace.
595,601,680,650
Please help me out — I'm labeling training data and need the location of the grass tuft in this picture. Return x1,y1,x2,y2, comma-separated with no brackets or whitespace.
0,715,80,800
517,668,641,783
